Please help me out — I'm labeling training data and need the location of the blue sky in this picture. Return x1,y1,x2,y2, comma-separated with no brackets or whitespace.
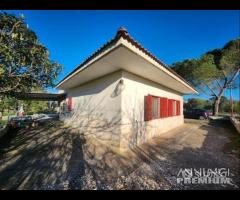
6,10,240,101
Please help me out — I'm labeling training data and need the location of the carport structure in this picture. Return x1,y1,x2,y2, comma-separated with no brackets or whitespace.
12,92,67,112
0,92,67,114
10,92,67,104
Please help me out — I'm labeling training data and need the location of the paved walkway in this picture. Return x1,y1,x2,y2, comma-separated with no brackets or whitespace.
0,119,239,189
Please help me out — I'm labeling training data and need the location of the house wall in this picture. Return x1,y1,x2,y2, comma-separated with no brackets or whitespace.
120,71,184,151
60,70,184,153
60,71,123,150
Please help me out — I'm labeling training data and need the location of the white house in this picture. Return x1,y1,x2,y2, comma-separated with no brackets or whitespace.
56,27,198,153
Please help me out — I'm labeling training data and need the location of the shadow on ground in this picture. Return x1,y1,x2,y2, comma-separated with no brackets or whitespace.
0,121,137,190
129,119,240,189
0,119,239,190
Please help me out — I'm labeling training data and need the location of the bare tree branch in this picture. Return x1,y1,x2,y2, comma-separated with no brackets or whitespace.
206,83,218,97
227,67,240,85
215,79,223,90
198,85,212,97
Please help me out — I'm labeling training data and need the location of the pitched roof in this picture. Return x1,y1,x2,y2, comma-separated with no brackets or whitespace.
56,27,196,91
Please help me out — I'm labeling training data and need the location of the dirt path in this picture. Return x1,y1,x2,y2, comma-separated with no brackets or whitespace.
116,119,240,189
0,119,239,190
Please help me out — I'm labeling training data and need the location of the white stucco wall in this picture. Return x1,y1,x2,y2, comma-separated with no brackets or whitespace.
120,71,184,151
60,71,123,150
60,70,184,153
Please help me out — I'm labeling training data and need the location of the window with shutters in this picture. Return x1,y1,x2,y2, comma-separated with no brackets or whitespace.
168,99,173,117
152,97,160,119
177,100,180,115
173,100,177,116
145,95,180,121
160,97,168,118
144,95,152,121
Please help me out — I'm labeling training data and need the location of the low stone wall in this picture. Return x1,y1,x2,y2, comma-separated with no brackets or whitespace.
230,117,240,133
0,125,9,139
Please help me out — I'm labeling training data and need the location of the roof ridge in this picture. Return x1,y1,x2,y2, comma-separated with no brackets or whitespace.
119,29,196,90
56,27,196,92
120,29,169,68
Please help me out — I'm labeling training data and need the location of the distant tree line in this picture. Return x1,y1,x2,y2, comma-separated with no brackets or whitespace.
0,96,50,116
184,96,240,114
172,39,239,116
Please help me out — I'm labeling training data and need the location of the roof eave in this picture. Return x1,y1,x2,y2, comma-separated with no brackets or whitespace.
56,28,198,94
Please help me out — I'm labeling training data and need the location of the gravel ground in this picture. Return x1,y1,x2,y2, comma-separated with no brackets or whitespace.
0,119,239,190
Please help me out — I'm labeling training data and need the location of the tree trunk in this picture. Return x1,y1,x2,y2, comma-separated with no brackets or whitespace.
212,77,228,116
212,100,215,115
213,98,221,116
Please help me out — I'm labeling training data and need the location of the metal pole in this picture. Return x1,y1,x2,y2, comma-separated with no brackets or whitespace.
230,85,232,117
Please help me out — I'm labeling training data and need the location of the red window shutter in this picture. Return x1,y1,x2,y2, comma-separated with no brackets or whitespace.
177,100,180,115
160,97,163,118
68,97,72,112
164,98,168,117
145,95,152,121
160,97,168,118
168,99,173,117
179,101,181,115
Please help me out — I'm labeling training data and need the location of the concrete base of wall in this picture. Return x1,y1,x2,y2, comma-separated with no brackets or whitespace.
119,116,184,153
61,115,185,154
